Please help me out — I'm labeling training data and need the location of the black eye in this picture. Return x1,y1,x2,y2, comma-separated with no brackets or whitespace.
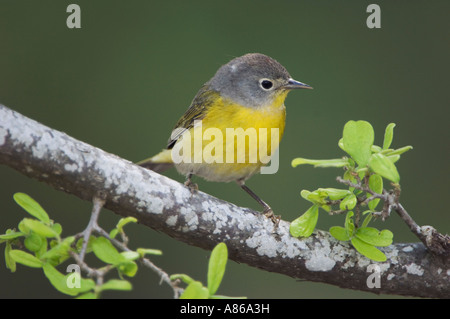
260,79,273,90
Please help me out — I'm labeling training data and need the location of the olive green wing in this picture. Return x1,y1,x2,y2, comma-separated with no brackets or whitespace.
137,84,219,172
167,84,219,149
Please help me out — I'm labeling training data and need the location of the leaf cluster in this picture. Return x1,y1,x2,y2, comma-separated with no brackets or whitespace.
290,121,412,261
1,193,161,298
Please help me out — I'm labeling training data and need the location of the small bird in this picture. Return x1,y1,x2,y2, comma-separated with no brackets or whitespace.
138,53,312,221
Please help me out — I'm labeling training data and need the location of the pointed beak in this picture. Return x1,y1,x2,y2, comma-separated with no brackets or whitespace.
284,78,313,90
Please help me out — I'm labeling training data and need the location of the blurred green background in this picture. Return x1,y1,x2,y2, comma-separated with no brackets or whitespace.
0,1,448,298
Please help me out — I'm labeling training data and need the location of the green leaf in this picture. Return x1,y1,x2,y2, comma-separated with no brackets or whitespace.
300,190,313,202
387,154,400,163
369,174,383,194
338,138,345,151
13,193,50,223
207,242,228,295
99,279,132,292
43,264,95,296
116,217,137,233
340,194,357,211
300,190,311,202
357,168,368,180
120,251,140,261
290,205,319,238
361,212,373,228
368,174,383,210
18,220,30,234
90,238,138,277
109,228,119,239
51,223,63,236
351,237,387,262
137,248,163,257
24,233,44,252
0,231,25,240
22,218,59,238
35,237,48,258
329,226,350,241
75,236,95,254
300,190,328,206
345,211,355,238
343,170,357,192
318,188,351,200
292,157,350,168
9,249,43,268
91,236,124,265
383,145,413,156
342,120,374,167
385,145,413,156
170,274,195,285
320,204,331,213
42,264,77,296
5,242,16,272
383,123,396,150
355,227,393,247
180,281,210,299
118,261,138,277
371,145,382,153
40,236,75,261
369,153,400,183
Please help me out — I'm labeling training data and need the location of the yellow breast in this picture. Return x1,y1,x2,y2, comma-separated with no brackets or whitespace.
173,92,287,182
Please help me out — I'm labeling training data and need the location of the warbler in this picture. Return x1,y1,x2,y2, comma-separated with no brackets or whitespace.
138,53,312,220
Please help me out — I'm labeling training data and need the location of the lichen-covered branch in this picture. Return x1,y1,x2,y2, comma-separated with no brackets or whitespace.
0,104,448,298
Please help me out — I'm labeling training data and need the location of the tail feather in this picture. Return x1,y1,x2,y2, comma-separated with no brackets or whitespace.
137,149,174,174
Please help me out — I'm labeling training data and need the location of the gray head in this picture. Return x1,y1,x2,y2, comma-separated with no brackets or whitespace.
208,53,311,108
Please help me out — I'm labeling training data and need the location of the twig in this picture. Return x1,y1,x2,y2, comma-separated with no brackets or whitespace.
93,225,182,298
73,204,181,297
395,203,449,255
70,250,113,285
336,176,449,256
336,176,377,196
68,192,183,297
140,258,183,299
78,194,106,261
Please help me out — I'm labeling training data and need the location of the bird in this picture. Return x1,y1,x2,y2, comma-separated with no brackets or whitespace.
138,53,312,221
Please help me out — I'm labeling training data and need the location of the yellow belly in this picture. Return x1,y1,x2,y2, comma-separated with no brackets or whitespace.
173,95,287,182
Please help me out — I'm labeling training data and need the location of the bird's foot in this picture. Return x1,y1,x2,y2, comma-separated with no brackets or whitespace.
184,179,198,194
263,207,281,227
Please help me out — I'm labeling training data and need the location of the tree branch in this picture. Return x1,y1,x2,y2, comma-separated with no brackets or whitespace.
0,104,448,298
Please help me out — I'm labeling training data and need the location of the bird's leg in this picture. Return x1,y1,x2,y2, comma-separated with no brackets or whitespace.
237,179,280,225
184,173,198,193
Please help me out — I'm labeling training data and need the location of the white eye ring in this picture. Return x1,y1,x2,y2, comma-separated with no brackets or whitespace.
259,78,274,90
